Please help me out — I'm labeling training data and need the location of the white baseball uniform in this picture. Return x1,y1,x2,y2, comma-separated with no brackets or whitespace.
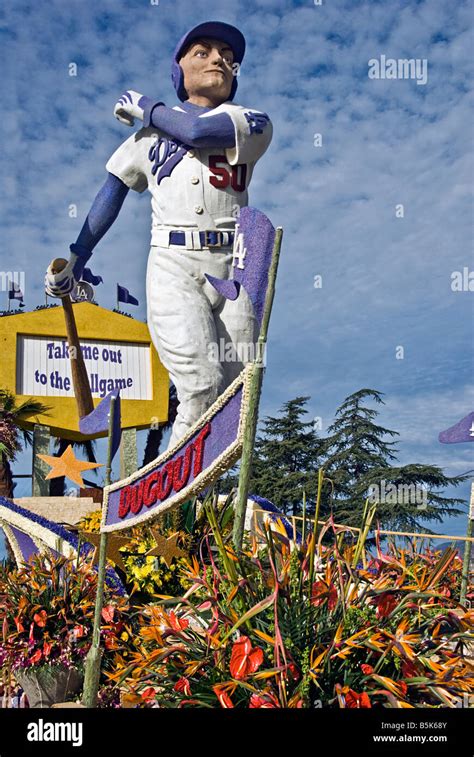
106,102,272,448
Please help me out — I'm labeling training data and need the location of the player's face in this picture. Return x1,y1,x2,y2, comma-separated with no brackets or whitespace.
180,37,234,106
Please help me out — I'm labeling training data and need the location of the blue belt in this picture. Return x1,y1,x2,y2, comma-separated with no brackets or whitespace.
169,230,234,248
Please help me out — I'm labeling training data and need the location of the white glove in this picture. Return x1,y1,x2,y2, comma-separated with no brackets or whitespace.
44,252,88,298
114,90,148,127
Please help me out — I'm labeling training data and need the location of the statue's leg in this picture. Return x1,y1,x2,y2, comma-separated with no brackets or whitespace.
213,282,259,390
146,245,224,448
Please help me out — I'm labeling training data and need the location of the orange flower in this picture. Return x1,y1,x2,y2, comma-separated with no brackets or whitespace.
14,616,24,633
169,611,189,633
33,610,47,628
174,677,191,696
229,636,264,680
361,664,374,675
213,684,234,708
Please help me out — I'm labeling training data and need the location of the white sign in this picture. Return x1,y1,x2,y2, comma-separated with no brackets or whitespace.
17,335,152,400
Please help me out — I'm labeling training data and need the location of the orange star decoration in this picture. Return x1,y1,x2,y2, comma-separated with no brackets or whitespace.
78,531,131,573
147,529,188,567
37,444,103,488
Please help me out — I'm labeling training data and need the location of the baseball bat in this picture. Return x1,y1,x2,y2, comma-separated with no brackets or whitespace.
50,258,94,419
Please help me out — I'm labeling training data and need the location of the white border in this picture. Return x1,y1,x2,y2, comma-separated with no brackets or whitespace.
0,508,77,562
101,363,256,533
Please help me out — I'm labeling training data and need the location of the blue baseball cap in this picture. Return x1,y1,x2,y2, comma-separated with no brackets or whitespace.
171,21,246,102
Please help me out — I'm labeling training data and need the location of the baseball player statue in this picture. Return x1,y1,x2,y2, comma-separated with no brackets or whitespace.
45,21,273,450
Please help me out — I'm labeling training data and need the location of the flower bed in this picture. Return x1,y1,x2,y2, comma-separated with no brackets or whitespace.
107,504,473,708
0,553,132,705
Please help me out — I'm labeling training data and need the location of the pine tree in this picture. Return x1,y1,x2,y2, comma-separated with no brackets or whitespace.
222,396,324,516
322,389,468,530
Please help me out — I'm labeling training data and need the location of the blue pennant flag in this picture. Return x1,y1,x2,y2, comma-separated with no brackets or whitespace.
82,267,104,286
117,284,139,306
439,411,474,444
79,390,122,463
8,280,24,306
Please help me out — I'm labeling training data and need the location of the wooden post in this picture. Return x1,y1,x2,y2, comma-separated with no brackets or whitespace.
120,427,137,479
232,228,283,552
32,424,50,496
460,483,474,605
82,397,115,708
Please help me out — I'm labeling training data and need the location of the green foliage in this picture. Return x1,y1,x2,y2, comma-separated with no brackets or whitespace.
224,388,470,530
223,396,324,515
323,389,469,530
0,388,50,497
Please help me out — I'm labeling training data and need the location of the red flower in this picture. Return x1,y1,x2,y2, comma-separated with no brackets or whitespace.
311,581,338,611
398,681,408,697
213,684,234,708
73,625,86,639
229,636,264,680
373,593,398,619
174,677,191,696
402,660,418,678
361,664,374,675
249,692,280,708
141,687,157,703
101,605,115,623
287,662,300,681
43,641,52,658
169,611,189,632
104,633,119,651
33,610,47,628
14,616,24,633
29,649,42,665
345,689,371,708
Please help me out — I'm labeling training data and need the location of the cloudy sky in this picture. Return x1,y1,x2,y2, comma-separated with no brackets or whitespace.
0,0,472,552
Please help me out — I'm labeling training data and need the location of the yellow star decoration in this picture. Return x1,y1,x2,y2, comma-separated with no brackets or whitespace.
147,529,188,567
37,444,103,488
78,531,131,573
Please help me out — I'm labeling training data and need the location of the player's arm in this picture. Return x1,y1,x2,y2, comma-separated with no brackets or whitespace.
114,90,235,148
114,92,272,163
45,174,129,297
218,105,273,166
144,104,236,148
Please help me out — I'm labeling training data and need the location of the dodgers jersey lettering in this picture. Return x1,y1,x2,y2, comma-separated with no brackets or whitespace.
106,102,272,243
